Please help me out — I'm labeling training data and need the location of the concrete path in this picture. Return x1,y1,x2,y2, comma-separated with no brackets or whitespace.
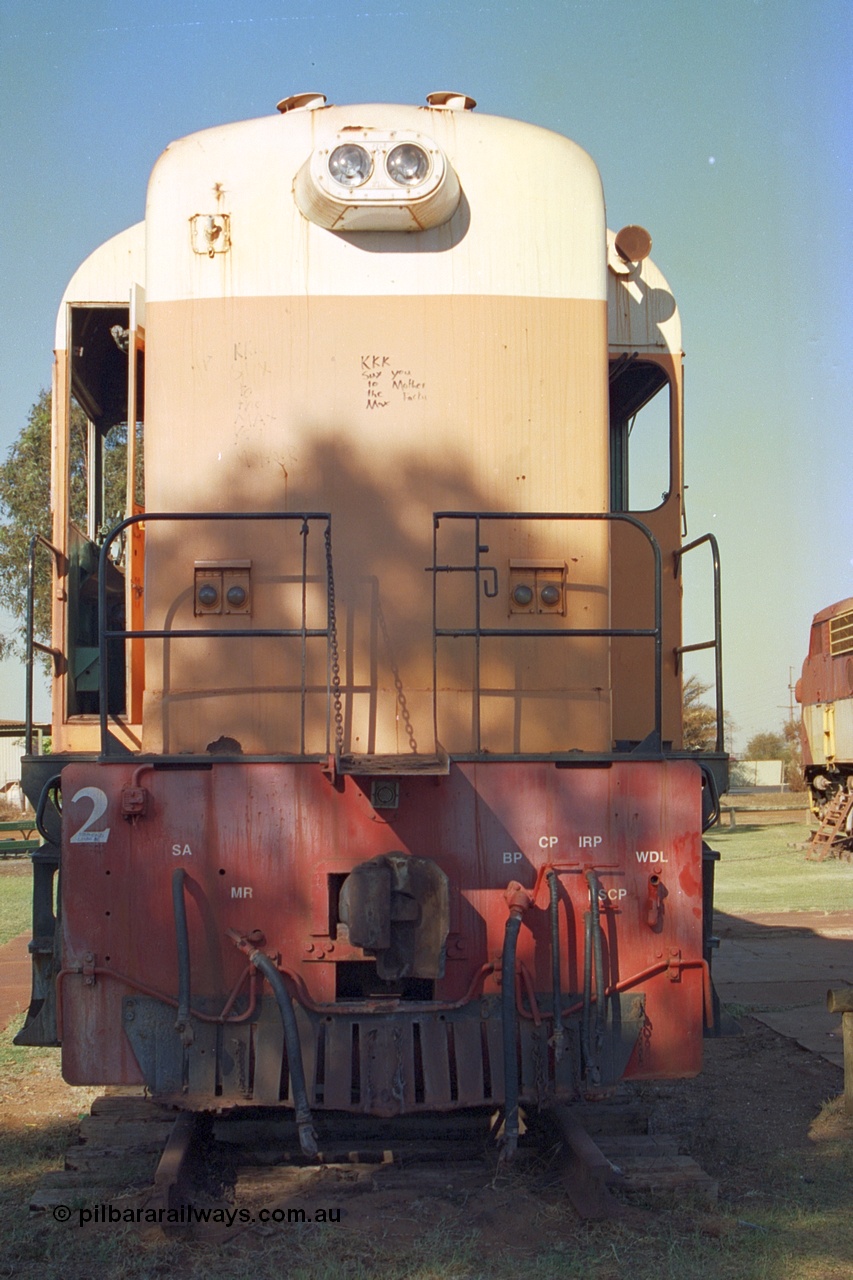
0,931,32,1033
713,910,853,1069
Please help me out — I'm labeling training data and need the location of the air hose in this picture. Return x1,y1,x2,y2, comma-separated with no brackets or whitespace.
247,949,319,1159
546,869,565,1059
171,867,193,1048
500,881,533,1159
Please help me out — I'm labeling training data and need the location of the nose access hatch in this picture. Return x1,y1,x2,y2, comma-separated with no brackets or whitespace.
338,853,450,980
294,129,461,232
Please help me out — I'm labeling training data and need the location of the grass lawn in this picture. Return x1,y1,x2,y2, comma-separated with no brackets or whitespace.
0,862,32,946
710,822,852,915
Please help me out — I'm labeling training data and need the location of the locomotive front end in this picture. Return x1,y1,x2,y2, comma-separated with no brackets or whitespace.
17,92,726,1148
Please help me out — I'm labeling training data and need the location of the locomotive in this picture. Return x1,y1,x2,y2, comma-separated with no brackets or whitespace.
17,91,726,1154
797,597,853,823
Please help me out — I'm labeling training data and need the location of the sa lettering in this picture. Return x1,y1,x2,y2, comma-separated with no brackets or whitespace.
171,844,193,857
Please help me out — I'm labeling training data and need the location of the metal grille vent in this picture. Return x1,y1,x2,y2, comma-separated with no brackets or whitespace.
829,611,853,656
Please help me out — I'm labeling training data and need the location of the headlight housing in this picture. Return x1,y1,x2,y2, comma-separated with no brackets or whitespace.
295,130,460,232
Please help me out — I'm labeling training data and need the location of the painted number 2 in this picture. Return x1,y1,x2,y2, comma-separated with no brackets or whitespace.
69,787,111,844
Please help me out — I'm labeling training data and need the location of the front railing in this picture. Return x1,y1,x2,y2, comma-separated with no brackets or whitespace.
30,508,722,764
97,511,336,757
25,533,67,754
430,511,664,754
673,532,724,753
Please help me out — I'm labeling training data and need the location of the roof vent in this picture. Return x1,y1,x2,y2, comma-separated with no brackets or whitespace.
276,93,327,114
425,91,476,111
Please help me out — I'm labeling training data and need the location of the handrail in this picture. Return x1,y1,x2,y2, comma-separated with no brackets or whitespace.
431,511,663,753
673,533,724,753
25,533,68,754
97,511,334,757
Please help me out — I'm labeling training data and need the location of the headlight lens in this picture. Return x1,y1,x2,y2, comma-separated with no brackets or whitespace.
328,144,373,188
386,143,430,186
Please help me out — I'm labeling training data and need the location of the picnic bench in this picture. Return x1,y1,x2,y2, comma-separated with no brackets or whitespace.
0,819,41,858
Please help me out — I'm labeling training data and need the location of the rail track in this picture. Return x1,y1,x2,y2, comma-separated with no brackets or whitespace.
30,1093,717,1235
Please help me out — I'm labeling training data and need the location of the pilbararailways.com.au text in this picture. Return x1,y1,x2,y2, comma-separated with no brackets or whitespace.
52,1203,342,1227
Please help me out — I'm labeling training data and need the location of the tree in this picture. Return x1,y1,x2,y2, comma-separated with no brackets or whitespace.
744,731,786,760
0,390,135,659
682,674,718,750
743,724,805,791
782,717,805,792
0,390,54,656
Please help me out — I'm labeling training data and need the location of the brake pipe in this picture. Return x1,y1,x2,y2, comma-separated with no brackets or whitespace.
55,951,713,1057
172,868,193,1047
516,962,542,1026
54,963,259,1041
495,862,714,1035
560,957,715,1029
241,959,496,1017
546,869,566,1059
225,930,317,1157
582,908,594,1075
500,881,534,1159
586,870,606,1053
243,947,319,1161
528,861,576,907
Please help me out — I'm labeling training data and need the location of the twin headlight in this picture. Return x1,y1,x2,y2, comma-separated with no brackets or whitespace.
328,143,374,187
295,131,461,231
328,142,432,189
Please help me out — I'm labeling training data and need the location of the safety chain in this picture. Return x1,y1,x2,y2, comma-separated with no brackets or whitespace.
324,522,344,756
636,1011,653,1067
531,1021,549,1105
376,599,418,753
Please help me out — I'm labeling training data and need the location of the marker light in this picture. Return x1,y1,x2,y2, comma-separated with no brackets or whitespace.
386,143,430,186
328,144,372,188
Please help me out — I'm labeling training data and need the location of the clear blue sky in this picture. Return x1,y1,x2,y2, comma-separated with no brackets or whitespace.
1,0,851,749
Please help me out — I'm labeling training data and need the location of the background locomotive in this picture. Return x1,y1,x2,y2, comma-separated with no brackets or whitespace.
17,91,726,1153
797,598,853,832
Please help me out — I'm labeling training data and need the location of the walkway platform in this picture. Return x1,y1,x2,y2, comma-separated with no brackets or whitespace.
712,910,853,1069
